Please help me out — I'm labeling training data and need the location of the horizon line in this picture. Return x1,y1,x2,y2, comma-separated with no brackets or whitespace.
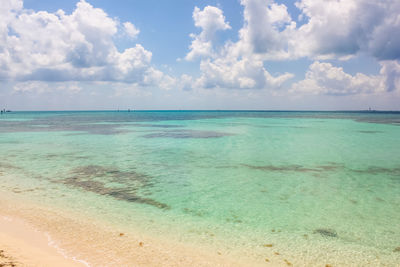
2,109,400,113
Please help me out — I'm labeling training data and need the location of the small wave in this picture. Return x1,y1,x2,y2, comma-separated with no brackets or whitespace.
45,232,92,267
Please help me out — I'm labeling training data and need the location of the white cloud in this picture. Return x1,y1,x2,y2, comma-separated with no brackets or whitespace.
290,0,400,61
196,56,293,89
0,0,164,86
123,22,139,39
380,60,400,92
185,3,294,90
13,81,82,93
291,61,386,95
2,0,399,98
13,81,51,93
185,6,231,61
216,0,400,61
238,0,295,58
184,0,399,93
141,67,177,90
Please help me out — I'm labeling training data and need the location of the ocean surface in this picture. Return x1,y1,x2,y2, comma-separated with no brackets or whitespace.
1,111,400,265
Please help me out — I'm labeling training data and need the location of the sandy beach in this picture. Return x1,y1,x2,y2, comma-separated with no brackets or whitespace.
0,190,263,267
0,216,86,267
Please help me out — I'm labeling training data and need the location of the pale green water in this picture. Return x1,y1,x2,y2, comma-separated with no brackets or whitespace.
1,111,400,265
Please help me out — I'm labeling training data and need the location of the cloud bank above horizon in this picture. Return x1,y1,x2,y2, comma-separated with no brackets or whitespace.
1,0,400,110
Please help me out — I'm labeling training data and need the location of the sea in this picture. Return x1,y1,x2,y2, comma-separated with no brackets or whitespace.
0,110,399,266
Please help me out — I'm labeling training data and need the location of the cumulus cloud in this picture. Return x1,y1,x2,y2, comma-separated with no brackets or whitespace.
0,0,166,87
238,0,295,58
185,3,294,90
185,6,231,61
208,0,400,62
380,60,400,92
184,0,399,93
287,0,400,95
291,0,400,60
123,22,139,39
291,61,386,95
3,0,399,97
196,56,293,89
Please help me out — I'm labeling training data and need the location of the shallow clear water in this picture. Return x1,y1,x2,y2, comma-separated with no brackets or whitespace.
1,111,400,265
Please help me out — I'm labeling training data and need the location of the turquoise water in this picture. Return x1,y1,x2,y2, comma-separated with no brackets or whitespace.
1,111,400,265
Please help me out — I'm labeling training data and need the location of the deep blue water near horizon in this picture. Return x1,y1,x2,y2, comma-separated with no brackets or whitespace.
2,109,400,125
1,110,400,265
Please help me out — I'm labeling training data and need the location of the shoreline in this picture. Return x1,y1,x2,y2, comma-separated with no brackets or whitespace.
0,215,87,267
0,191,261,267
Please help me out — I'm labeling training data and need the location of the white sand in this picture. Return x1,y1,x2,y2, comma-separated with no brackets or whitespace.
0,216,86,267
0,193,265,267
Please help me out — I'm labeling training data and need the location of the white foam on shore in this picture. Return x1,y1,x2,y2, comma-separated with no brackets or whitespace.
45,232,92,267
0,215,91,267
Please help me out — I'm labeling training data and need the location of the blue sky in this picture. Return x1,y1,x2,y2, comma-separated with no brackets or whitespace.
1,0,400,110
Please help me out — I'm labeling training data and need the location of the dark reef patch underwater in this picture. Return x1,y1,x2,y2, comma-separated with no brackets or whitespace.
313,228,338,238
58,165,169,210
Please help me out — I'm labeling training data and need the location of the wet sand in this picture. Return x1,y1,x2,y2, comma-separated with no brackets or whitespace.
0,216,85,267
0,191,262,267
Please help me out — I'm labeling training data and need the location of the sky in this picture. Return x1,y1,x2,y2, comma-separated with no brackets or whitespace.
1,0,400,110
